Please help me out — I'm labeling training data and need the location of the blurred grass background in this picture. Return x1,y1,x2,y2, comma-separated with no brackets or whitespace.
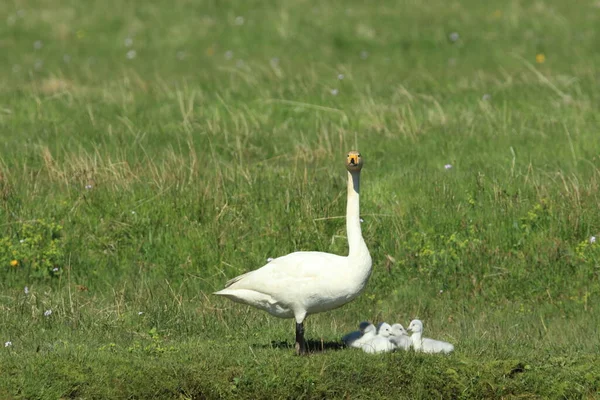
1,0,600,398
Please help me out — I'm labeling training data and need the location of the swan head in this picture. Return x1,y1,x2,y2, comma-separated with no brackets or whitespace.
408,319,423,334
346,151,363,172
377,322,393,337
391,323,408,336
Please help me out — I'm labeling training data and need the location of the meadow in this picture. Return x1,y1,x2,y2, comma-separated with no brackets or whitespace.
1,0,600,398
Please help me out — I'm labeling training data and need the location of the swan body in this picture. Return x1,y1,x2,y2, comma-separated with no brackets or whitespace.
408,319,454,354
214,151,372,354
361,322,396,354
342,322,376,348
390,323,412,350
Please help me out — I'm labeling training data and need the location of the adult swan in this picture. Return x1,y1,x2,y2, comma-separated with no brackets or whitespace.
214,151,372,355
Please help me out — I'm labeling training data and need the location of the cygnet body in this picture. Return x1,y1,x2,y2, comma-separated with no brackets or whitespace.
342,321,375,348
389,323,412,350
407,319,454,354
361,322,396,354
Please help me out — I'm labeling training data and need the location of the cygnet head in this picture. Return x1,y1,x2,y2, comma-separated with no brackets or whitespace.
408,319,424,334
377,322,393,337
346,150,363,172
391,323,408,336
358,321,373,333
363,323,376,335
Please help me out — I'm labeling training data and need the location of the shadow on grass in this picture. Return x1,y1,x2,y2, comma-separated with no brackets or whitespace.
254,339,346,353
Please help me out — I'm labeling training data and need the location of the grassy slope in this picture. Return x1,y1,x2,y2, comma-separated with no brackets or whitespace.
1,0,600,398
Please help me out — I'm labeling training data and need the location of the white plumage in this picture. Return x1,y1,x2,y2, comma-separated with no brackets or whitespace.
361,322,396,354
407,319,454,354
389,323,412,350
214,151,372,355
342,321,376,348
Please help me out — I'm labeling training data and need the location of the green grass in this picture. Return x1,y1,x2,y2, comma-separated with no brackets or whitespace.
1,0,600,398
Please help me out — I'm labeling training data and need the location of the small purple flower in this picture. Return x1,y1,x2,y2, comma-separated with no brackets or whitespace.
449,32,460,42
337,73,345,80
330,89,339,96
444,164,453,170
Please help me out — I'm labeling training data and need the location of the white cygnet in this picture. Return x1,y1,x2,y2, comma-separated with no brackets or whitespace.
389,323,412,350
407,319,454,354
361,322,396,354
342,321,376,348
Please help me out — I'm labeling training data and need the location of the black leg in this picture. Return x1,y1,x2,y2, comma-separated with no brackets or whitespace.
295,322,306,355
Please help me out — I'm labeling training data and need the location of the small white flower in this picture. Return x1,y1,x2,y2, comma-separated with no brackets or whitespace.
337,73,345,80
19,239,25,243
52,267,59,272
124,37,133,47
24,286,29,295
225,50,233,60
34,40,43,50
138,311,144,315
267,257,274,262
591,236,597,244
360,50,369,60
126,50,137,60
4,341,12,347
330,88,339,96
439,289,444,294
449,32,460,42
444,164,453,169
34,59,43,70
234,16,245,25
85,184,93,190
482,93,491,101
44,309,52,317
131,211,136,214
176,51,186,60
360,218,364,223
63,54,71,63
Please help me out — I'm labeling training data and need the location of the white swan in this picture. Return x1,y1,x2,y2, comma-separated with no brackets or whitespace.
214,151,372,355
390,323,412,350
361,322,396,354
342,321,376,348
407,319,454,354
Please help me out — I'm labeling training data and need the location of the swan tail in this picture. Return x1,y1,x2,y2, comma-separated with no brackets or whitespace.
223,270,253,288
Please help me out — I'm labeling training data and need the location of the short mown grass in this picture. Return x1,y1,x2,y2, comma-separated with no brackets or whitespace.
1,0,600,398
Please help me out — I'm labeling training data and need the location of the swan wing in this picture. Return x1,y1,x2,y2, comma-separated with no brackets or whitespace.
222,251,346,291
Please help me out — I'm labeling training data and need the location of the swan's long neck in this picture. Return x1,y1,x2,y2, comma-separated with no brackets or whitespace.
411,332,423,350
347,171,369,259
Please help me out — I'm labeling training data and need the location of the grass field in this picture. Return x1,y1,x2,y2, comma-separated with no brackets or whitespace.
1,0,600,398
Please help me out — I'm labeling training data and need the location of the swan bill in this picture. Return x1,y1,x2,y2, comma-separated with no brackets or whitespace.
346,150,363,172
